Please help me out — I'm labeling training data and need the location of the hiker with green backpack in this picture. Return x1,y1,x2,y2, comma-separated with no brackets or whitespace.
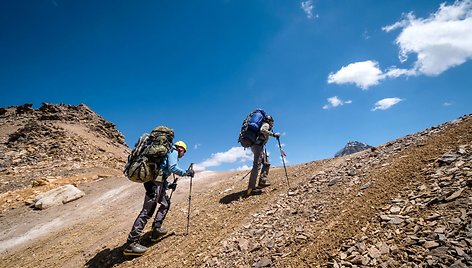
238,110,280,196
123,126,194,256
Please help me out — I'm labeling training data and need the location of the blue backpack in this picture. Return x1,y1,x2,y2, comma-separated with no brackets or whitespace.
238,109,266,148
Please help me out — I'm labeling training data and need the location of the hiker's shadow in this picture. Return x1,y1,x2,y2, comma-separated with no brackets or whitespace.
85,231,173,268
219,189,247,204
85,244,128,268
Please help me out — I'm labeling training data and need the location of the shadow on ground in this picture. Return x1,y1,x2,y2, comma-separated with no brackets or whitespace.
219,190,248,204
85,232,175,268
85,243,128,268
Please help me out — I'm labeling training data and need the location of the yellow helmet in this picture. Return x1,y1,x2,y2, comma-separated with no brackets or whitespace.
175,141,187,152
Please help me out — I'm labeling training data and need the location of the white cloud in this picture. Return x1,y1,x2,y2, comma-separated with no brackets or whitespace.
301,0,318,19
235,165,251,171
194,147,252,171
383,0,472,76
322,96,353,109
443,101,453,106
371,98,403,111
327,62,418,89
280,156,289,164
327,61,384,90
193,143,201,150
382,13,413,32
328,1,472,89
384,67,417,78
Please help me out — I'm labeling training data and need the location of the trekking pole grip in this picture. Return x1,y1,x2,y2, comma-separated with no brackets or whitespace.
189,163,194,176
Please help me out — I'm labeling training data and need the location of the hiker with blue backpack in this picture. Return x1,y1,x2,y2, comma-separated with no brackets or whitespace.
238,109,280,195
123,126,195,256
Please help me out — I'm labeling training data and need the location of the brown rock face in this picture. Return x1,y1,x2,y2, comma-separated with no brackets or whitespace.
0,103,129,199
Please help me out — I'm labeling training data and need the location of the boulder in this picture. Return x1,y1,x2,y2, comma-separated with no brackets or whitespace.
34,184,85,209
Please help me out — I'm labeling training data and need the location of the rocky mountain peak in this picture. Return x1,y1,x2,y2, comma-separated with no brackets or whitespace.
335,141,373,157
0,103,129,197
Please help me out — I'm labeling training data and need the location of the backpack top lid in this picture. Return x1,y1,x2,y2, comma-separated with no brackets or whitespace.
253,109,266,117
150,126,174,141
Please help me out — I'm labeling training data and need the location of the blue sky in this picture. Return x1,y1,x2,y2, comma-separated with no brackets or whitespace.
1,0,471,171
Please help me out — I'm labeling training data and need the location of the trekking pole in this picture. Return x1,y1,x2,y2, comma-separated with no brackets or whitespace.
239,170,251,181
185,163,194,236
168,174,179,200
159,175,179,224
276,137,290,189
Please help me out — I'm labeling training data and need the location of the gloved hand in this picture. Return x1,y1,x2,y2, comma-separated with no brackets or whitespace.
273,132,281,138
185,169,195,177
167,182,177,191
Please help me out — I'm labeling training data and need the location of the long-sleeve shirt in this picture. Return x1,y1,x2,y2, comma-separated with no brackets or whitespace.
160,148,186,178
256,122,275,145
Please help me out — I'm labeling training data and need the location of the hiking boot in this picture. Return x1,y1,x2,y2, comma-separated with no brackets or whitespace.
123,242,148,256
246,188,262,196
258,180,271,188
151,227,168,241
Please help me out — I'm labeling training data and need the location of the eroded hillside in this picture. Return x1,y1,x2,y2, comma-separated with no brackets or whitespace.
0,103,129,212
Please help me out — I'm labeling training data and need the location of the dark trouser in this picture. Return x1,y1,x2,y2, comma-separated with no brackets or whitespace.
127,180,170,243
248,144,270,189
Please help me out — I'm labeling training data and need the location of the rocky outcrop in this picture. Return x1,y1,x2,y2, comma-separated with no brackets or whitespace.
330,146,471,268
2,103,126,145
335,141,373,157
0,103,129,196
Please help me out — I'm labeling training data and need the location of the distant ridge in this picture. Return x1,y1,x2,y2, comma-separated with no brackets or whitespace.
335,141,373,157
0,103,129,197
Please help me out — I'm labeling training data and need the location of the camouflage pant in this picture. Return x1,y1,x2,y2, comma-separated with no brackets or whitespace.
127,180,170,243
248,144,270,189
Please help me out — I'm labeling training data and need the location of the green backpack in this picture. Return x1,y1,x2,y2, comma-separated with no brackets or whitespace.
124,126,174,183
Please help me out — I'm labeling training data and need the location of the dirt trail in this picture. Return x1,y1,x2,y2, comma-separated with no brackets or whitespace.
0,170,220,267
